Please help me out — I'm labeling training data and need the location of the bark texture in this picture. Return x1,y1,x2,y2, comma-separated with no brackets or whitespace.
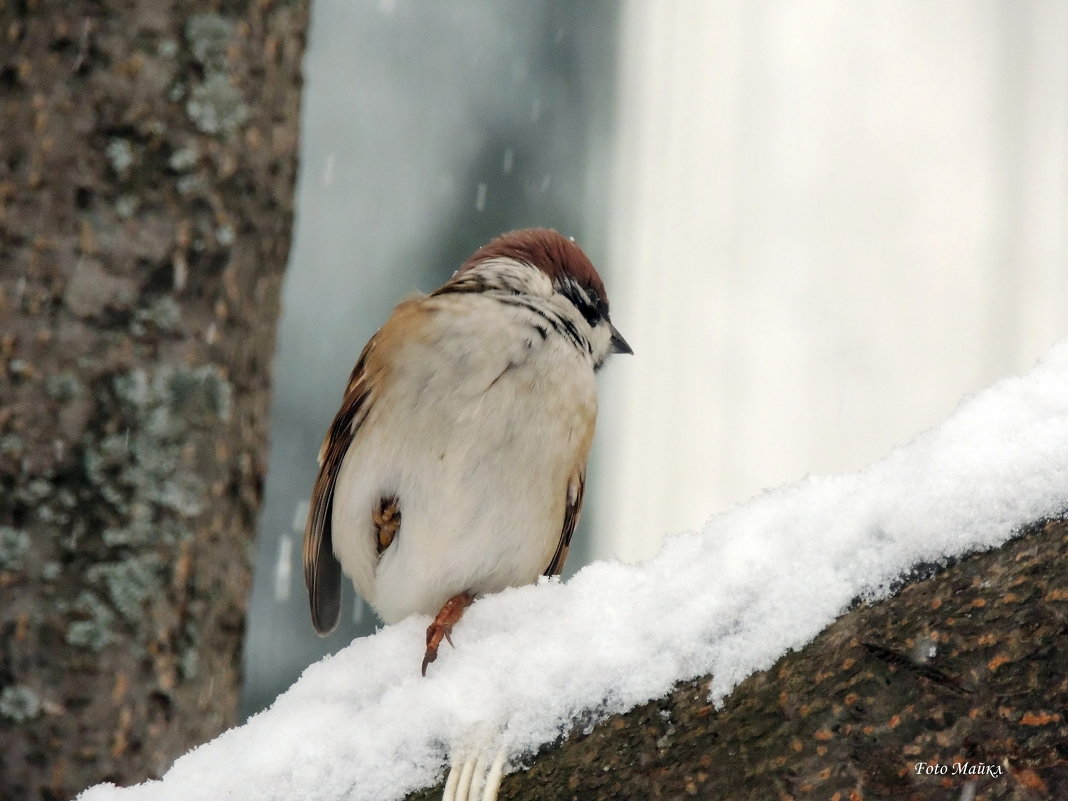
409,519,1067,801
0,2,308,799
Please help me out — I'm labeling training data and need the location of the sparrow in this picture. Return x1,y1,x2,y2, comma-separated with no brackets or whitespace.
303,228,631,674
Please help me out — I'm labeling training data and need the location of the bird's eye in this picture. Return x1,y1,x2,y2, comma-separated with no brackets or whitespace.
578,297,600,327
595,295,609,318
561,278,604,326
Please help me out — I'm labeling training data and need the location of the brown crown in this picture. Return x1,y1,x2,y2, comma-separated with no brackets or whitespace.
459,228,608,305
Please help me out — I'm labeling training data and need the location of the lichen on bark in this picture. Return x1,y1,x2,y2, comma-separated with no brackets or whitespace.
0,2,309,798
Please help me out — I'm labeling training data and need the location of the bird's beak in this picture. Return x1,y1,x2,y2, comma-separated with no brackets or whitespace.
609,323,633,355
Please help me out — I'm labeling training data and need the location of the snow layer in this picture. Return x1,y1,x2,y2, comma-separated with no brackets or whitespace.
81,341,1068,801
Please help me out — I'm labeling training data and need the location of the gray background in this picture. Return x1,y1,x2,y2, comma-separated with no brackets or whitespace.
241,0,617,718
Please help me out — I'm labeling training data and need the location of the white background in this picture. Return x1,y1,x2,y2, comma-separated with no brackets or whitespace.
596,0,1068,561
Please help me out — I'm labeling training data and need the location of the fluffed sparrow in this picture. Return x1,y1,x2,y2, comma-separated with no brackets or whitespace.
303,228,630,673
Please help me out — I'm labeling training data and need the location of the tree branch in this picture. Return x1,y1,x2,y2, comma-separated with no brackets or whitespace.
413,519,1067,800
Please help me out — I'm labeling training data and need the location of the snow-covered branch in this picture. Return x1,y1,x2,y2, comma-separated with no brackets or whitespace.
81,342,1068,801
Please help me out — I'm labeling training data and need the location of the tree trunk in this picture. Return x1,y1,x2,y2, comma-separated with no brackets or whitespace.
409,519,1068,801
0,3,307,799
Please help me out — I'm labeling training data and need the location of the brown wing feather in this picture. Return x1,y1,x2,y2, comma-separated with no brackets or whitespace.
544,469,586,577
303,340,377,635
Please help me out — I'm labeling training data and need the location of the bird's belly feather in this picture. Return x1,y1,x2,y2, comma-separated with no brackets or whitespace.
331,326,595,623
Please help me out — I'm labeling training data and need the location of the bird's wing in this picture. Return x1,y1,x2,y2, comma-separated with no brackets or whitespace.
544,468,586,577
303,337,379,635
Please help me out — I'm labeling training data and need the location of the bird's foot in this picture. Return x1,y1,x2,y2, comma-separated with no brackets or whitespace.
422,592,473,676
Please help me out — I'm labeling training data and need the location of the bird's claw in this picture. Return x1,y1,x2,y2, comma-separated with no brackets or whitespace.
421,592,473,676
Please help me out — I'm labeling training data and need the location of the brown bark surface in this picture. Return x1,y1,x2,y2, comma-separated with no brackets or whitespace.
0,2,308,799
408,519,1068,801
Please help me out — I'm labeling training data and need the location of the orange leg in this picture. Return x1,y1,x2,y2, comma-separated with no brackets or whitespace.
422,592,473,676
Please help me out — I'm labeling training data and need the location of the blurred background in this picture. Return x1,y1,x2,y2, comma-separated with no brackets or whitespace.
242,0,1068,717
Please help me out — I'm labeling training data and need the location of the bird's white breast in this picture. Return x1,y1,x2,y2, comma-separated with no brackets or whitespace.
331,290,597,623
